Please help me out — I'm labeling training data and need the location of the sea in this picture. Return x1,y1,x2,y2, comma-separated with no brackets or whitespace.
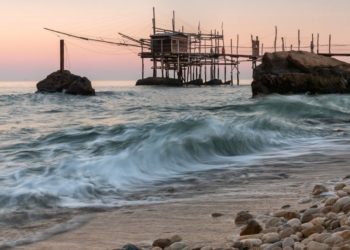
1,80,350,246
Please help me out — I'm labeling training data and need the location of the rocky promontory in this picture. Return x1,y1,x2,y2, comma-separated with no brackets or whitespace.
37,70,95,96
252,51,350,98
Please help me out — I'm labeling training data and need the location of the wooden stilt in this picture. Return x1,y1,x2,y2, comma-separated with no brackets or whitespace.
205,39,207,82
237,34,239,85
298,29,300,51
161,57,164,78
141,40,144,79
329,34,331,54
274,26,277,52
317,33,319,54
230,38,233,85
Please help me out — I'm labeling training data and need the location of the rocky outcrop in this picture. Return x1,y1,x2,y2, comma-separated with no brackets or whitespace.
203,79,224,85
37,70,95,96
251,51,350,97
136,77,183,86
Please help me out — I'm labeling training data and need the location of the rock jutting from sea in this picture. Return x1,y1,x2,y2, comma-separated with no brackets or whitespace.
36,70,95,96
251,51,350,98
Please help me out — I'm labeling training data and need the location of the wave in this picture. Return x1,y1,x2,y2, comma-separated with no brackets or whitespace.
1,87,350,209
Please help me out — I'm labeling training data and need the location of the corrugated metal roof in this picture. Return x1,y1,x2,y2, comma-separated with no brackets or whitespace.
150,32,188,38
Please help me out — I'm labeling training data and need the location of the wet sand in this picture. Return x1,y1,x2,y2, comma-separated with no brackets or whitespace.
11,153,350,250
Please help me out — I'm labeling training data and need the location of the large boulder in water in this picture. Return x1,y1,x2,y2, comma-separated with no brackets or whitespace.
251,51,350,97
136,77,183,86
36,70,95,96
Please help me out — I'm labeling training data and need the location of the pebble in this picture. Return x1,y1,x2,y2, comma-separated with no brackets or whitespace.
234,212,253,224
265,217,280,228
287,218,301,228
325,196,339,206
169,242,188,250
310,217,325,225
298,197,311,204
240,219,262,235
281,237,294,248
264,241,282,250
337,190,348,198
117,244,142,250
338,230,350,240
294,242,306,250
323,235,343,245
312,185,329,195
335,183,347,190
169,235,182,243
278,228,294,239
274,210,287,217
306,241,329,250
332,197,350,213
343,203,350,213
284,211,300,220
236,233,264,241
211,213,223,218
301,224,323,238
199,246,212,250
153,239,172,249
315,233,331,243
242,238,262,247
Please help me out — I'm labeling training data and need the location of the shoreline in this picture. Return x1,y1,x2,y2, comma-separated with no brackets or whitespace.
11,152,350,250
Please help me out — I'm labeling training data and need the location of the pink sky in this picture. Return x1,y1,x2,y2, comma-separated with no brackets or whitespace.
1,0,350,81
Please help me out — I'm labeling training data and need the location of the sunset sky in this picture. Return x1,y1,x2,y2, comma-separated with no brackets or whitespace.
1,0,350,81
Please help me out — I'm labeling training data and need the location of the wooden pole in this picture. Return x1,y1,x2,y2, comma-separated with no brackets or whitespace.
261,43,264,55
237,34,239,85
172,11,175,32
317,33,319,54
152,7,156,77
214,29,216,79
199,31,202,80
298,29,300,51
177,40,180,74
141,40,144,79
205,39,207,82
153,7,156,35
60,39,64,73
210,30,213,79
274,26,277,52
329,34,331,54
223,29,226,83
230,38,233,85
290,45,292,51
281,37,285,52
